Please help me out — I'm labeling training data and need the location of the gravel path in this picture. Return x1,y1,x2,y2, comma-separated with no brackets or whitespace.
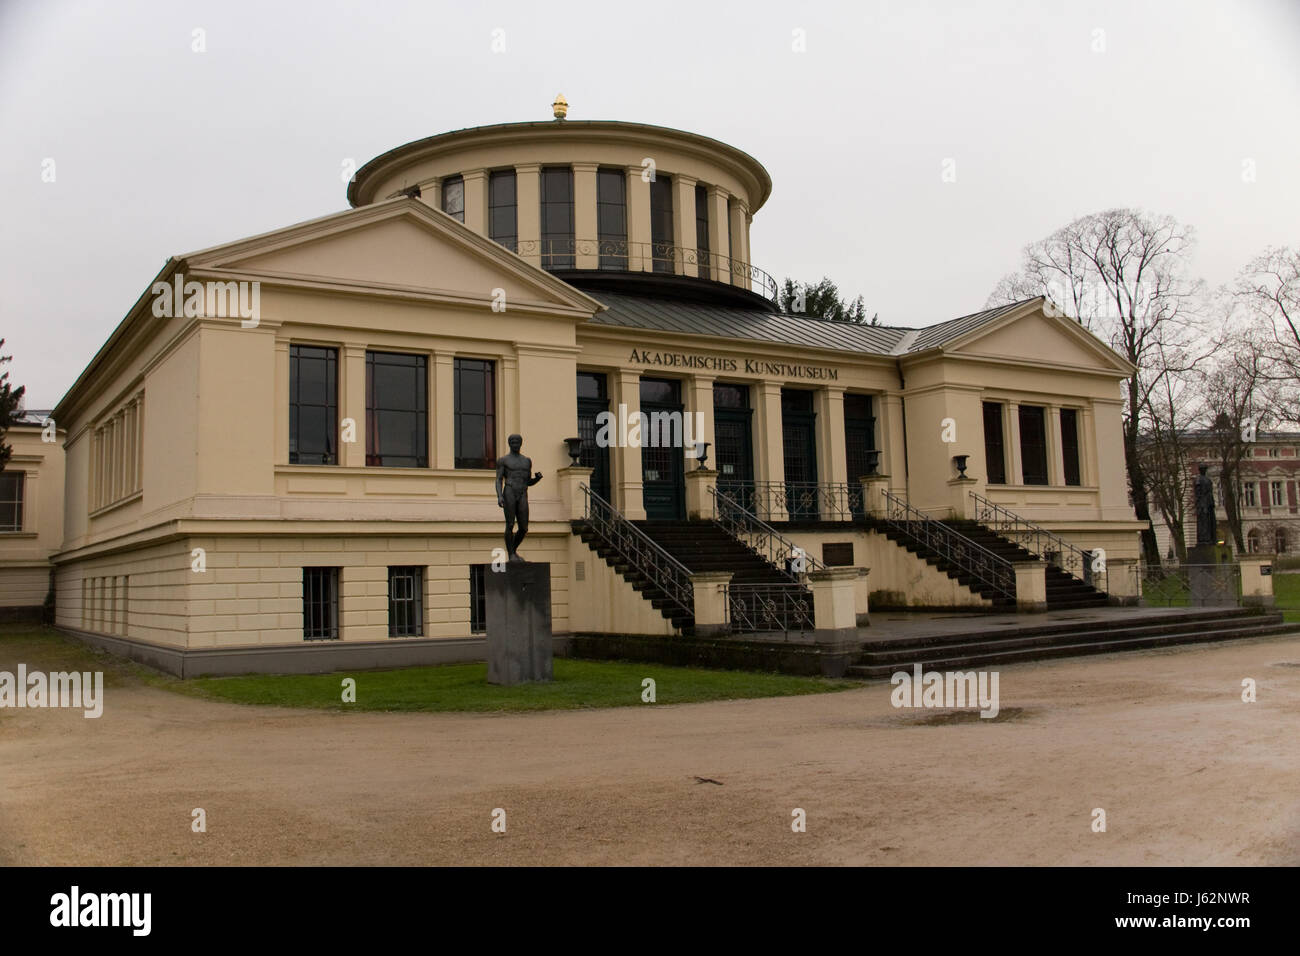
2,635,1298,866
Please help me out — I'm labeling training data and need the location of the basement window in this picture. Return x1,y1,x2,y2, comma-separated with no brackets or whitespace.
303,567,340,640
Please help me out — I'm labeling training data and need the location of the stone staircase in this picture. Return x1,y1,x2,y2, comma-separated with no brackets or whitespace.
867,518,1108,611
846,606,1290,679
571,518,804,633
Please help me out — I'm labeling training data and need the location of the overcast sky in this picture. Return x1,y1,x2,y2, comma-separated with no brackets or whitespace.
2,0,1297,407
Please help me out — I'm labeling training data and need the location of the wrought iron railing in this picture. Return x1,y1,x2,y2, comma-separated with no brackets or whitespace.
725,584,815,635
1134,562,1241,607
710,485,825,581
508,238,780,303
881,489,1016,598
715,480,865,522
970,492,1108,593
579,483,694,618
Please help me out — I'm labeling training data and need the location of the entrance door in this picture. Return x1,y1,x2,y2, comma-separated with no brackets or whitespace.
576,372,611,502
781,389,819,520
713,382,754,514
640,378,685,520
843,393,876,517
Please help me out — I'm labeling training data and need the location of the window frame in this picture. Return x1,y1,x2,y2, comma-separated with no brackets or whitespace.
1018,405,1049,486
387,566,425,638
540,166,574,269
0,470,24,532
289,344,339,466
303,567,340,641
454,357,497,469
365,350,428,468
982,402,1007,485
441,175,465,223
488,169,517,252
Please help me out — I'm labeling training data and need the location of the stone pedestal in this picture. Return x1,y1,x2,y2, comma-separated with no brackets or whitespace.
808,568,861,677
689,570,732,636
486,563,553,685
1187,545,1234,607
946,476,982,520
685,468,717,520
1012,560,1047,613
1239,553,1275,608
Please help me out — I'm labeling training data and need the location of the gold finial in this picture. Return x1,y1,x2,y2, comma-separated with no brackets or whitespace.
552,94,568,120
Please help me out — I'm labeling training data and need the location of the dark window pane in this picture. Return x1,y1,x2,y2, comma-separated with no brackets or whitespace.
781,389,814,414
712,383,747,409
470,565,486,633
489,170,516,251
1019,405,1049,485
290,345,337,464
442,175,464,222
0,471,23,531
1061,408,1081,486
541,167,574,269
650,176,674,273
983,402,1006,484
455,358,496,468
366,351,427,467
577,371,607,399
597,168,627,270
640,378,680,405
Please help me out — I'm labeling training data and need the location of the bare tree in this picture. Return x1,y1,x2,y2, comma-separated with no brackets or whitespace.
1142,356,1199,562
1198,330,1271,553
1233,245,1300,424
988,209,1206,567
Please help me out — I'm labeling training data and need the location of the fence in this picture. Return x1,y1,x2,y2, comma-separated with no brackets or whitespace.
725,583,815,636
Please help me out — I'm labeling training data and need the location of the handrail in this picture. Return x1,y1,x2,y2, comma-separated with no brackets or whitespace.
725,583,815,635
709,485,825,581
578,483,694,617
510,238,780,303
881,489,1016,598
970,492,1106,591
716,479,864,522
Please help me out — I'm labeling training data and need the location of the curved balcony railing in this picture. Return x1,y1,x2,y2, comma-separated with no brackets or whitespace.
508,238,780,304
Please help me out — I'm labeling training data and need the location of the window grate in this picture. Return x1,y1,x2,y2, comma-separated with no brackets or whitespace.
387,566,424,637
470,564,486,633
303,567,340,640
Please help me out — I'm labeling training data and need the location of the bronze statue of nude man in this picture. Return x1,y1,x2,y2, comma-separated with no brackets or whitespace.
495,434,543,562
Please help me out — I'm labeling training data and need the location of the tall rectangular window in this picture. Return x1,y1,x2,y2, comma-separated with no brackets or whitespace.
1018,405,1048,485
1242,482,1258,507
289,345,338,465
695,184,710,277
540,166,574,269
366,351,427,467
596,168,627,270
650,175,674,273
1271,481,1285,507
489,170,517,252
454,358,496,469
983,402,1006,484
388,566,424,637
1060,408,1082,486
303,567,340,640
470,564,486,633
0,471,23,532
441,175,464,223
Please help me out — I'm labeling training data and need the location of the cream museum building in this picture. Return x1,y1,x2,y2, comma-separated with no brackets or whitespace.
37,101,1146,674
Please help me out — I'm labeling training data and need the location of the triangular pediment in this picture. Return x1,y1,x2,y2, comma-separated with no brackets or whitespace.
181,198,602,316
946,301,1135,375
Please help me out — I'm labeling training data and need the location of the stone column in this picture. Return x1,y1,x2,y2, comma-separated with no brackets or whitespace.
708,185,730,283
1012,560,1047,613
876,392,906,493
573,163,599,269
515,164,541,268
673,174,697,277
817,386,848,508
615,368,646,519
808,567,860,676
433,351,456,469
626,166,651,273
754,381,787,521
689,570,732,636
684,374,714,464
462,169,488,235
861,474,893,518
341,343,366,467
685,468,717,520
729,200,749,289
1240,554,1276,607
274,341,290,465
1046,403,1064,486
947,475,983,520
1006,402,1023,485
499,354,519,438
556,465,594,521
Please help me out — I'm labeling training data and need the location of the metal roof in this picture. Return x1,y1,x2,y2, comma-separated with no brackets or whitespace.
903,299,1038,353
586,292,911,356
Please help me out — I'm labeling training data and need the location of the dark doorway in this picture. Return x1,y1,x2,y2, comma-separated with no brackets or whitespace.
576,372,611,502
781,389,819,519
843,393,876,516
640,377,685,520
713,382,754,512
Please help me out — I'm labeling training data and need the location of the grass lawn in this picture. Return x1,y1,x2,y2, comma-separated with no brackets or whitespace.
0,626,856,713
1274,573,1300,624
